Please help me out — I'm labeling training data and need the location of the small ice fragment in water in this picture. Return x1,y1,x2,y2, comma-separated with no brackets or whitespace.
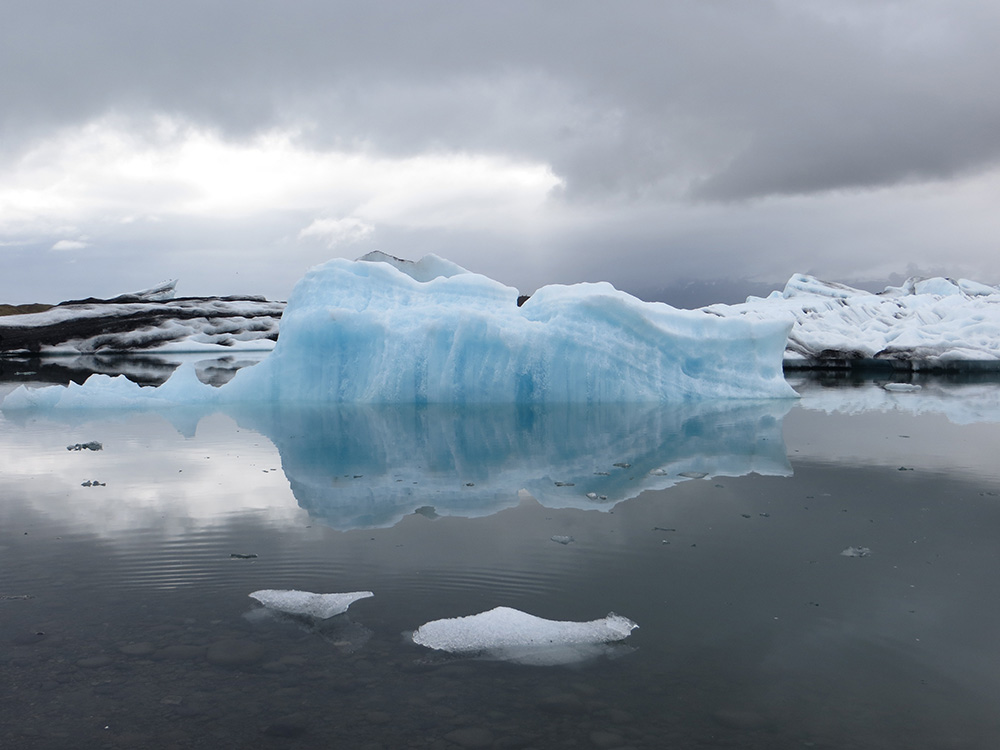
554,481,575,487
67,441,103,451
613,462,631,469
550,535,574,545
679,471,708,479
411,606,638,665
883,383,922,393
249,589,373,619
586,492,598,500
840,546,872,558
649,468,668,476
230,553,257,559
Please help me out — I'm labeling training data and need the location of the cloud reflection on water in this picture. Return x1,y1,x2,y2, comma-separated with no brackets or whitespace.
0,398,792,532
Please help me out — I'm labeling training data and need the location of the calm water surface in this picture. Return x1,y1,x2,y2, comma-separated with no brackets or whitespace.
2,371,1000,749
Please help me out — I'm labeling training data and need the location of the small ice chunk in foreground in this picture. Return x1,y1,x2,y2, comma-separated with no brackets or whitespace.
840,546,872,558
412,606,637,665
248,589,373,619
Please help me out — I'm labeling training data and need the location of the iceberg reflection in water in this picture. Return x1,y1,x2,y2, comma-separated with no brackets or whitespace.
232,399,793,529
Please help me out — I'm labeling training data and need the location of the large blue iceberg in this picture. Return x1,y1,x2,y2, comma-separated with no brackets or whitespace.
3,254,795,407
239,256,794,403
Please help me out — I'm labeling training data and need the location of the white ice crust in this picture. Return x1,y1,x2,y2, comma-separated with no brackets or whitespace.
248,589,373,619
706,273,1000,365
412,606,638,665
3,254,795,407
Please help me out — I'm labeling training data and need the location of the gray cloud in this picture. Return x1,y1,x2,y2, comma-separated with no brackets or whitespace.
5,1,999,200
3,0,1000,303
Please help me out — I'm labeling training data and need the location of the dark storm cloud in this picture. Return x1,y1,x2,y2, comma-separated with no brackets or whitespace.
4,0,1000,202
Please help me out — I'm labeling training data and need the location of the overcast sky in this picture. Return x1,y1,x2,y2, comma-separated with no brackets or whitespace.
2,0,999,305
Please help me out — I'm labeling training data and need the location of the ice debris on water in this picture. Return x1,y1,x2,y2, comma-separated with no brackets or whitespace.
67,441,102,451
550,535,574,545
81,480,106,487
840,546,872,558
248,589,373,619
411,606,638,665
883,383,922,393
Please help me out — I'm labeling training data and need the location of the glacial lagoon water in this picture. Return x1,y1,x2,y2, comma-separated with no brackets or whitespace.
3,365,1000,749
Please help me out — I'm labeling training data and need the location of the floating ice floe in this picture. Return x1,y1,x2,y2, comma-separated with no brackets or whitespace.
840,546,872,558
705,272,1000,368
411,606,638,665
248,589,373,619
